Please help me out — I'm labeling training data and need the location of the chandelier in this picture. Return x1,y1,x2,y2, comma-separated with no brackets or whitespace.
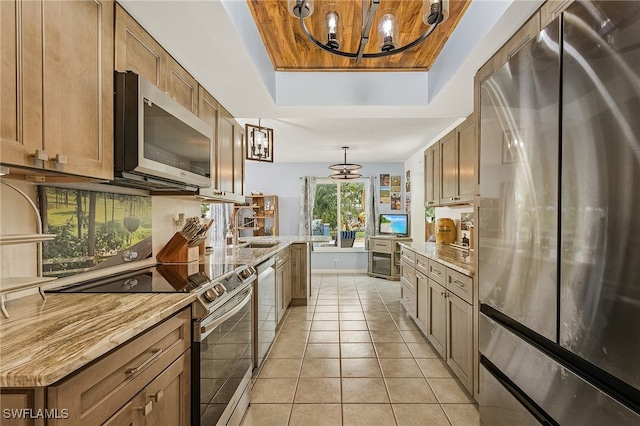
329,147,362,180
245,119,274,162
288,0,449,63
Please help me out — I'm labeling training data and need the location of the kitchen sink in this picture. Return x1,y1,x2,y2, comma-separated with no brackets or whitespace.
240,241,279,249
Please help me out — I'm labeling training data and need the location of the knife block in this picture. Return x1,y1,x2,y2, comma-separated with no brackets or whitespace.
156,232,203,263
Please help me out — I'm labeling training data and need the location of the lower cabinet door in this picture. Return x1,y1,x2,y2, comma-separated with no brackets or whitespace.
416,272,428,331
446,293,473,392
103,391,147,426
427,279,447,358
145,350,191,426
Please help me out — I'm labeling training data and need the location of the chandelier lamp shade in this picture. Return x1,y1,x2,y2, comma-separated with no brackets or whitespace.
245,119,274,162
288,0,449,63
329,147,362,180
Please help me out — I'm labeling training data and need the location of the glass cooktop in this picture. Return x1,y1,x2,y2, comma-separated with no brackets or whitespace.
47,263,242,294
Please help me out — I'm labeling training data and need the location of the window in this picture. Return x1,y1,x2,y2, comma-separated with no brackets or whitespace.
312,179,368,249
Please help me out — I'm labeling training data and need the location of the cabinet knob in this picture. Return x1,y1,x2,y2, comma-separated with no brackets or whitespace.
150,388,164,403
31,149,48,161
139,401,153,416
54,154,68,165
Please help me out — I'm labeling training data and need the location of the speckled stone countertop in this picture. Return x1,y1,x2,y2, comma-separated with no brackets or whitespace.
0,292,195,387
0,236,320,388
400,241,474,276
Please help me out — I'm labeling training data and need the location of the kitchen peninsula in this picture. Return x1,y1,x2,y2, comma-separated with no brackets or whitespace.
0,236,316,424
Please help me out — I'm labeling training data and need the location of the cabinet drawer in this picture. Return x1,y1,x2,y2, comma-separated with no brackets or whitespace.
400,247,415,267
275,248,290,267
446,269,473,305
415,254,429,276
48,308,191,426
371,239,393,252
428,260,446,285
400,281,417,316
400,262,415,294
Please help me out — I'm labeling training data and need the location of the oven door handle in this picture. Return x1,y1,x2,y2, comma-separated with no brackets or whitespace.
200,288,252,340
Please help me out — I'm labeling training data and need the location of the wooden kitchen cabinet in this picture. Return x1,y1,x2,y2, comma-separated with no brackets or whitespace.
0,388,46,426
440,114,476,205
540,1,571,29
115,4,164,87
165,56,199,114
290,243,309,303
115,4,198,115
424,143,441,206
102,391,146,426
218,108,235,194
446,290,473,392
198,85,220,186
426,272,474,393
416,271,428,331
233,123,246,198
47,307,191,426
1,0,114,180
143,351,191,426
276,247,292,324
503,12,541,64
427,278,447,358
400,259,417,317
0,0,42,170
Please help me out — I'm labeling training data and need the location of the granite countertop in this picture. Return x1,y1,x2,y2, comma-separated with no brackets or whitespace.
0,292,195,387
401,241,474,276
0,235,316,388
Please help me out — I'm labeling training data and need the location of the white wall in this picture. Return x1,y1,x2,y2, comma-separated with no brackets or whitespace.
245,161,404,271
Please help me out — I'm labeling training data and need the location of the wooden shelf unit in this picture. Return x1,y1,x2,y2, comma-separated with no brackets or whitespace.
234,195,278,237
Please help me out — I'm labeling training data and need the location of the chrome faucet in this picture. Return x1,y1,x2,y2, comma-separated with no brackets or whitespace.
232,206,256,246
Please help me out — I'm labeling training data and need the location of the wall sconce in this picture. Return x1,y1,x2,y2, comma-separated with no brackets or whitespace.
245,119,274,162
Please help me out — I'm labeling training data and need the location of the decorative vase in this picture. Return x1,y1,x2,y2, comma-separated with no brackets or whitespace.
436,218,456,244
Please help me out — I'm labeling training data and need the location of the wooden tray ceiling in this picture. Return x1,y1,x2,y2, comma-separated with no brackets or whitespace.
246,0,471,71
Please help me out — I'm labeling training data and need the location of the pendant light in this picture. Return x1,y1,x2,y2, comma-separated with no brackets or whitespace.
329,147,362,180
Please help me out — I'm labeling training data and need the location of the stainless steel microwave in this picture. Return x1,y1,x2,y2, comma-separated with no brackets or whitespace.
114,71,213,191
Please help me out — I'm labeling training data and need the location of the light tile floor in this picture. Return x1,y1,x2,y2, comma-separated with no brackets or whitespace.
240,273,479,426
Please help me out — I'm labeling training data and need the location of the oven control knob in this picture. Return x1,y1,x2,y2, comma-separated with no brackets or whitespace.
214,284,226,295
203,289,218,303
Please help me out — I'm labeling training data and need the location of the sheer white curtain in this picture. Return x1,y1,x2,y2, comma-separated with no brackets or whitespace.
298,177,317,236
206,203,233,245
365,177,379,238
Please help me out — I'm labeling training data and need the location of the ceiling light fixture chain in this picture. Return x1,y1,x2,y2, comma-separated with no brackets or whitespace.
290,0,448,63
329,146,362,180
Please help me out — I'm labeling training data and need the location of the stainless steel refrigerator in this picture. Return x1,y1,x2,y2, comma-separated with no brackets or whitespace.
478,1,640,424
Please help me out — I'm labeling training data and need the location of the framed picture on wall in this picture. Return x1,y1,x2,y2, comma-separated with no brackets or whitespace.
391,192,401,210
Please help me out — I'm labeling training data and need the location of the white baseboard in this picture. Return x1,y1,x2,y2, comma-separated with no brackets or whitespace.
311,269,367,274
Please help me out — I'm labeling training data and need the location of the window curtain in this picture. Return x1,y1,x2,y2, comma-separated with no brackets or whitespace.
298,177,317,236
207,203,233,245
365,177,378,238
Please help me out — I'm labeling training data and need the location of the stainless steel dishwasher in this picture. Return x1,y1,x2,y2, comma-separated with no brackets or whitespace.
253,257,276,371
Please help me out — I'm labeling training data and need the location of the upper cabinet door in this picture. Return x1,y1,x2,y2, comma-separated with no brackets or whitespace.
1,0,43,168
218,109,234,193
198,86,219,190
233,123,245,197
440,130,457,202
457,114,476,202
115,4,164,88
41,0,114,179
165,57,198,114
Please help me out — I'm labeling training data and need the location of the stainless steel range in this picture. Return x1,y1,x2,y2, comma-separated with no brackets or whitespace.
48,262,257,426
191,264,256,426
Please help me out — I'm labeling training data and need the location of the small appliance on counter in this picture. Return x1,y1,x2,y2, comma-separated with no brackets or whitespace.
435,218,456,244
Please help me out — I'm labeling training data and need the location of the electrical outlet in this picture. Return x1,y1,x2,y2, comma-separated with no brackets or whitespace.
334,255,339,263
